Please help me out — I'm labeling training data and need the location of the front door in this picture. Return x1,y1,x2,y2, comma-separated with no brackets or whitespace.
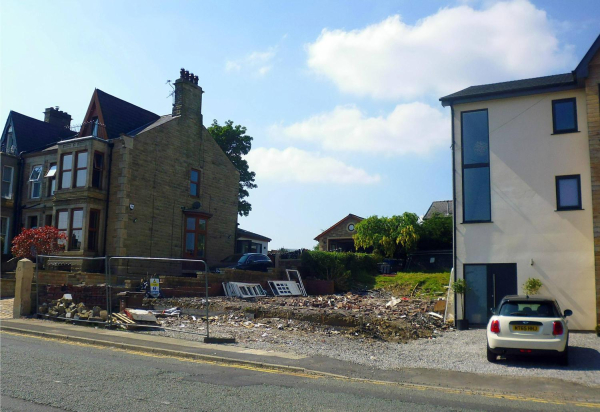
464,263,517,324
183,214,208,260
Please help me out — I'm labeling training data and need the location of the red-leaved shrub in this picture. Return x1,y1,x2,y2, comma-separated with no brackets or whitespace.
11,226,67,261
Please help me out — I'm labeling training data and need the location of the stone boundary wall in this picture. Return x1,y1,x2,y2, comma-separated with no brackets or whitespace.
1,278,16,298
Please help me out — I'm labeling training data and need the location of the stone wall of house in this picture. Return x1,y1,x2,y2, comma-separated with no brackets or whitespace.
317,216,362,251
114,116,238,268
586,51,600,327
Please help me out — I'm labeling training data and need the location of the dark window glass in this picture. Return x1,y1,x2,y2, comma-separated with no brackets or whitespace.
92,153,104,189
70,209,83,250
499,301,559,317
238,255,248,264
190,169,200,197
462,110,491,222
28,216,38,229
463,167,491,221
88,210,100,251
552,98,577,134
556,175,582,210
462,110,489,165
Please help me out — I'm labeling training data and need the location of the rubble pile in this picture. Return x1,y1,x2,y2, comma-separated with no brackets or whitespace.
146,293,450,343
38,295,107,322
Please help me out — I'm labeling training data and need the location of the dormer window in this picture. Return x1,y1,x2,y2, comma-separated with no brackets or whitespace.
29,165,42,199
91,117,99,137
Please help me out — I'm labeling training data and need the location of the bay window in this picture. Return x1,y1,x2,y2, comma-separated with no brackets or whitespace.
75,151,88,187
2,165,13,199
60,153,73,189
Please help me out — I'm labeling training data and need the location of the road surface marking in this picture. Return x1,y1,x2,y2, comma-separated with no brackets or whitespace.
3,330,599,409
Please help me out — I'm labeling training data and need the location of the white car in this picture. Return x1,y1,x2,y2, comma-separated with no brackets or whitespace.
486,295,572,365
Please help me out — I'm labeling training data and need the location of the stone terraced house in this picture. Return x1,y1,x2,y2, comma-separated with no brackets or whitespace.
440,34,600,330
0,69,239,273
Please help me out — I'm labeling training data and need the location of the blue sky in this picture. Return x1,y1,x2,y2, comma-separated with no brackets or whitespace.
1,0,599,249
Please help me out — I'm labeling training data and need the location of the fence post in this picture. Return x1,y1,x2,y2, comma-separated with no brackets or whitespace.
205,270,209,339
13,258,34,318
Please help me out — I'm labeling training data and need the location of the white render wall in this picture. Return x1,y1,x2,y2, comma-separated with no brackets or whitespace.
453,88,596,330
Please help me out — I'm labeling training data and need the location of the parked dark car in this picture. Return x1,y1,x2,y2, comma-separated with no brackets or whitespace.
231,253,273,272
211,253,244,273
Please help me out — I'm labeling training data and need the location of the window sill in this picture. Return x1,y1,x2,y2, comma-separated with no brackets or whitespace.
555,208,584,212
461,220,493,224
551,130,580,135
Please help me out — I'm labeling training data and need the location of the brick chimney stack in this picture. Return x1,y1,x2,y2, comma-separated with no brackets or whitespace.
44,107,72,129
172,68,203,125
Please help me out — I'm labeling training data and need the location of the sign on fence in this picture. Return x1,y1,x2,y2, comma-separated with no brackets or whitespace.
149,278,160,298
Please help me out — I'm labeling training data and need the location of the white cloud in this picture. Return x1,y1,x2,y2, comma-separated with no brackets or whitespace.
245,147,380,185
306,0,574,99
226,48,276,76
271,102,449,156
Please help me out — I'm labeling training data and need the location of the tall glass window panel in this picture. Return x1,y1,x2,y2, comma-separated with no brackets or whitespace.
2,166,13,199
70,209,83,250
464,265,488,324
56,210,68,247
462,109,491,222
552,98,577,134
196,234,206,258
463,167,491,221
75,152,88,187
556,175,581,210
29,165,42,199
61,154,73,189
185,233,195,255
190,169,200,197
92,153,104,189
462,110,489,165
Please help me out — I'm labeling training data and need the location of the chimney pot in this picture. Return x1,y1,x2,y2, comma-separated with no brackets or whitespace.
180,68,185,79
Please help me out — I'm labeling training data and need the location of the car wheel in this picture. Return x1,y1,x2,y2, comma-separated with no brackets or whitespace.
487,343,497,363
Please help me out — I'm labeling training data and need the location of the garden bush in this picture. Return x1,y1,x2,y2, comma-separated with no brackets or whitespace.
300,251,378,291
11,226,66,261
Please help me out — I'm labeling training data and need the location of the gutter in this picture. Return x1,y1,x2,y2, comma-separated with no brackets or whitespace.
102,142,114,257
451,105,458,325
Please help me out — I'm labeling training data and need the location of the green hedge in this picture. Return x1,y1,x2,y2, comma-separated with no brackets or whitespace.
300,251,378,291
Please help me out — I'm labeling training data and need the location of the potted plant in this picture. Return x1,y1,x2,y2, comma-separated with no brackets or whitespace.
452,278,469,330
522,278,542,296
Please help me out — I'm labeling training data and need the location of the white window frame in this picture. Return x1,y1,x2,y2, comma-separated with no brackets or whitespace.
2,165,14,199
29,165,43,199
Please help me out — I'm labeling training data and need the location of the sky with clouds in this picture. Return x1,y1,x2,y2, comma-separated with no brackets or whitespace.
1,0,599,249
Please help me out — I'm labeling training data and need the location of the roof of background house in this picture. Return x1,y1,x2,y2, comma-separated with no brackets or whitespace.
440,34,600,106
2,111,76,153
314,213,364,240
236,228,272,242
96,89,160,139
439,73,576,106
424,200,453,220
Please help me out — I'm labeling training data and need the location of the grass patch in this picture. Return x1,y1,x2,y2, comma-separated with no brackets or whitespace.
374,272,450,297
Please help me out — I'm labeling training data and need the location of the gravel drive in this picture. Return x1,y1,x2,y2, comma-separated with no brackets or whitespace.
143,323,600,387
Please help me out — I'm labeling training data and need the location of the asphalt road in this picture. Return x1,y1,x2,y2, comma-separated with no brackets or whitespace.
0,332,596,412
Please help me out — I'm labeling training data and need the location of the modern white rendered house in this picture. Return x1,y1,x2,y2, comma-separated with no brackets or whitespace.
440,34,600,331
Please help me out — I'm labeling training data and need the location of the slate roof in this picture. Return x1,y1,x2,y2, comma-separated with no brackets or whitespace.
423,200,453,220
439,73,576,106
314,214,364,240
2,111,76,153
236,228,272,242
96,89,160,139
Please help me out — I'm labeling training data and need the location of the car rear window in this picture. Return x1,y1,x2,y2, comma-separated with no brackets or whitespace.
499,301,559,317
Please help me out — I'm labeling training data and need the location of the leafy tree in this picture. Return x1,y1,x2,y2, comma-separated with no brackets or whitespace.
417,213,452,250
208,120,257,217
353,213,420,258
11,226,66,261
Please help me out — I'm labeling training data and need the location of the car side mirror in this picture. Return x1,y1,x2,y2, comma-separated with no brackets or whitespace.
564,309,573,317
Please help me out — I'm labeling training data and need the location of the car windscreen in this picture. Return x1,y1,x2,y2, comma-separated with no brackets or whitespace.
237,255,249,264
498,301,559,317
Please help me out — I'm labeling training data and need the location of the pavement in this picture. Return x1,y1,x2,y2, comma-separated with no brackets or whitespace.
1,317,599,406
